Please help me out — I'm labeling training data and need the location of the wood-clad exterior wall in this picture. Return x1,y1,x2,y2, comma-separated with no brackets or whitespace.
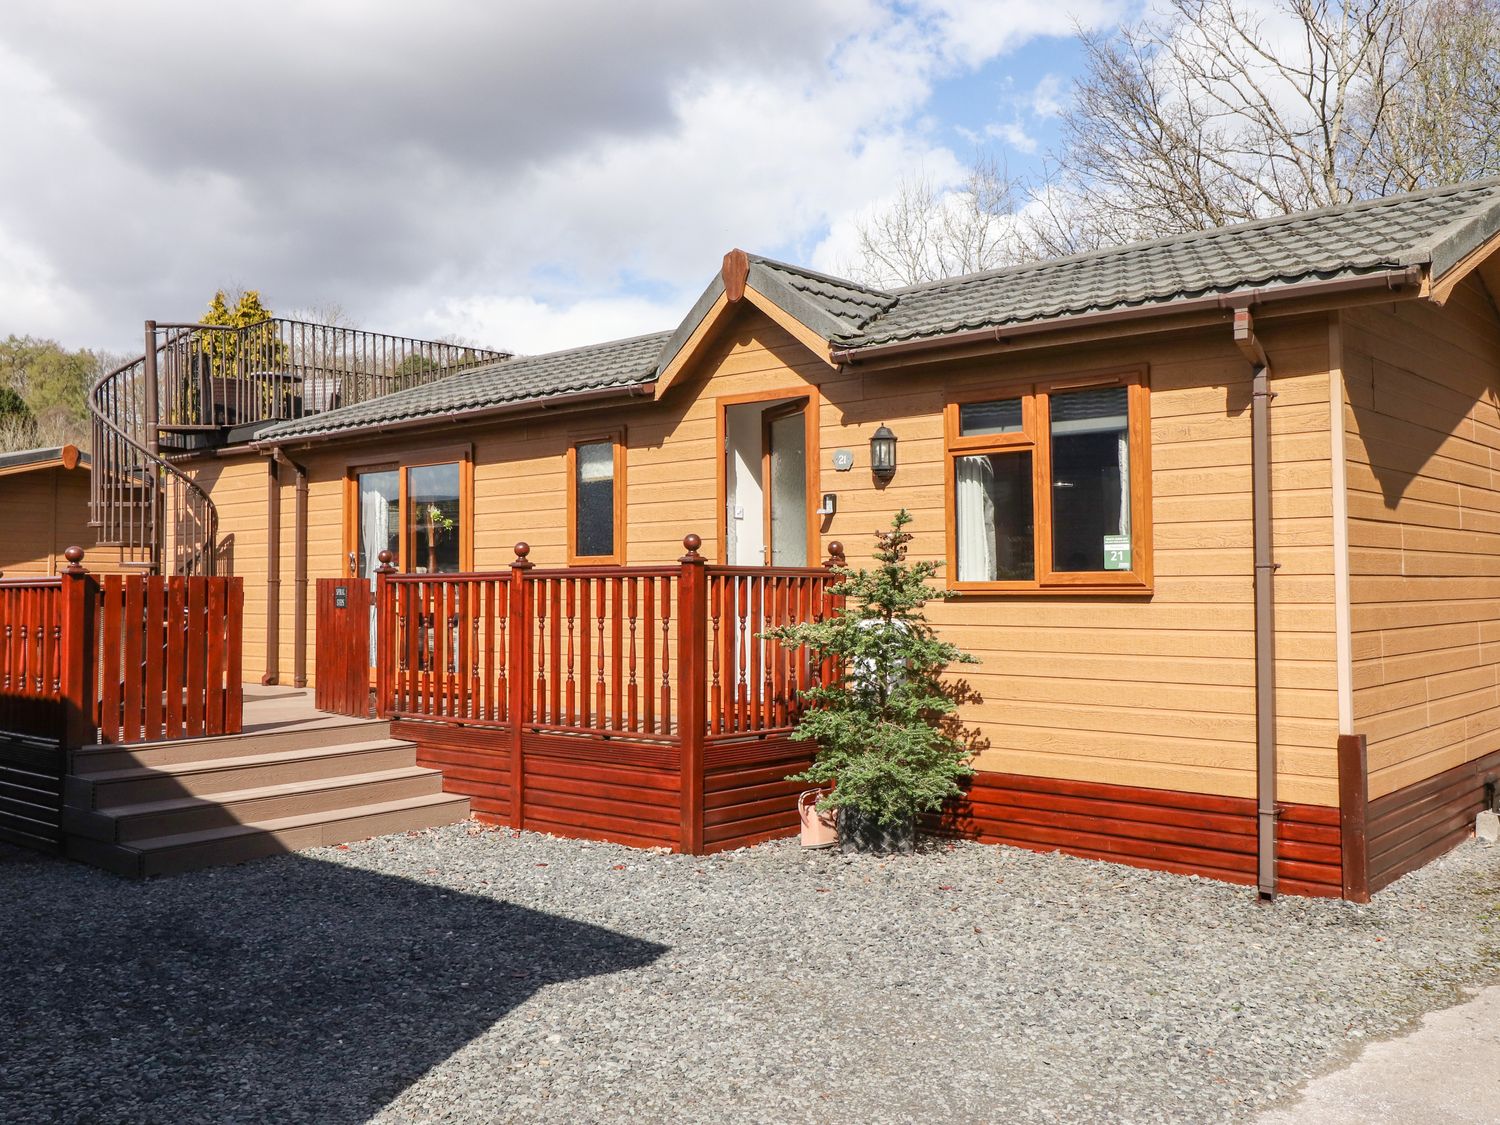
199,304,1342,813
0,465,126,577
1341,277,1500,802
1334,276,1500,892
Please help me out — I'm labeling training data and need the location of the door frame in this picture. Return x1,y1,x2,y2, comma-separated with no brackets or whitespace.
341,443,476,576
714,387,821,567
341,445,475,683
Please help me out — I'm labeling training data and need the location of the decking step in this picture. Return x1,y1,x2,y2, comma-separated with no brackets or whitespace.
71,717,391,773
64,766,445,843
68,739,418,808
66,792,471,878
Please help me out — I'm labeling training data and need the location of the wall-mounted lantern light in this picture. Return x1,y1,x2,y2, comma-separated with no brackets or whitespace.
870,423,898,481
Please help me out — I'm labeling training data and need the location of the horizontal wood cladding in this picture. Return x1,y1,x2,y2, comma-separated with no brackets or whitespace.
0,736,64,851
393,720,512,823
0,468,126,578
1366,745,1500,894
1343,281,1500,800
703,735,813,853
522,740,680,850
193,304,1342,804
932,769,1343,898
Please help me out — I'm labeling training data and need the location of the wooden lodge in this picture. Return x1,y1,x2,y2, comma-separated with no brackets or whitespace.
0,445,126,578
10,178,1500,896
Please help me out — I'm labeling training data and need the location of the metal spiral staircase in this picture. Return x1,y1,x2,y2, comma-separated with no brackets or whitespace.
89,319,507,574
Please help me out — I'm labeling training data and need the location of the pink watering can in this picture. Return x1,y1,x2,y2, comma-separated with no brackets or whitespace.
798,789,837,848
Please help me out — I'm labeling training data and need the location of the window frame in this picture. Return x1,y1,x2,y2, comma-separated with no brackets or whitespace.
567,427,627,566
342,443,475,575
943,367,1152,595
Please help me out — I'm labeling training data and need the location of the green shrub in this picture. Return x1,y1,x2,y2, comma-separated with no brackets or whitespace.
764,509,977,828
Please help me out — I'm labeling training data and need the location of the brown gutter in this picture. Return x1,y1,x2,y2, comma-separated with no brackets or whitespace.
1234,308,1279,901
250,382,655,452
829,267,1424,364
271,447,310,688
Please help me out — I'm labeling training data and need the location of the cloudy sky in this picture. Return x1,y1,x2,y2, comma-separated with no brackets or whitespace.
0,1,1128,357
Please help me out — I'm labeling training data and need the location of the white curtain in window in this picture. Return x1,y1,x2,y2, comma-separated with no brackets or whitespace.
360,482,392,656
956,455,997,582
1117,432,1130,537
360,483,391,582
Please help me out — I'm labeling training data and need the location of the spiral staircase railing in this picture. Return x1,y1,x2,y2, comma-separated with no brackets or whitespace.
88,319,508,574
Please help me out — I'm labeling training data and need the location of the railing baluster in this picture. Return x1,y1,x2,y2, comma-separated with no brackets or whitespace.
549,578,562,725
610,577,623,731
659,576,672,736
565,578,577,726
627,577,639,733
642,577,655,735
579,577,592,728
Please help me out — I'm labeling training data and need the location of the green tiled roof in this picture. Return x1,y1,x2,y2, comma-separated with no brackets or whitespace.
848,177,1500,348
255,331,671,442
253,178,1500,443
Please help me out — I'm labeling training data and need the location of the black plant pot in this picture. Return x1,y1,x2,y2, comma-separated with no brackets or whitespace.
838,806,917,854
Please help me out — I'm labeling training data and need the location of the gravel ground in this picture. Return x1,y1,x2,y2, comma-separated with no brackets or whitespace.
5,827,1500,1124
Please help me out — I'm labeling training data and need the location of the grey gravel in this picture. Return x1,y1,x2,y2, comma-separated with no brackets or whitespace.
4,826,1500,1124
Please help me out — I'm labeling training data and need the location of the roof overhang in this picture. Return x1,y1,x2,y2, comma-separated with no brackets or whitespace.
249,381,655,452
654,249,844,397
829,266,1427,367
0,443,87,477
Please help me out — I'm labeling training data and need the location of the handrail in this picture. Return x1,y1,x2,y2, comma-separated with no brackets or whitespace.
89,347,220,574
87,317,508,574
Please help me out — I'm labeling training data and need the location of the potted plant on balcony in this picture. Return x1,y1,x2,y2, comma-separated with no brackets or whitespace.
764,510,976,854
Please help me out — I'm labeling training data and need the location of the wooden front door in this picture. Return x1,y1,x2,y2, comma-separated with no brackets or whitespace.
315,578,371,716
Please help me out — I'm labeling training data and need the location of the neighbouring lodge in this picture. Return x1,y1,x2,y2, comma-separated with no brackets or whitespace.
18,177,1500,896
0,445,126,577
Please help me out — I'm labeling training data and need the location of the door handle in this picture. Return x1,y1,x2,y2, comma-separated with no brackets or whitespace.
348,551,358,575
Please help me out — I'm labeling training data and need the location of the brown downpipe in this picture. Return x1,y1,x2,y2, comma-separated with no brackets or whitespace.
272,447,310,688
262,456,281,685
828,266,1424,365
1235,308,1278,901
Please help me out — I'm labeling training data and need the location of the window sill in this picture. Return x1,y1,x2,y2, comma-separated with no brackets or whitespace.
947,579,1153,597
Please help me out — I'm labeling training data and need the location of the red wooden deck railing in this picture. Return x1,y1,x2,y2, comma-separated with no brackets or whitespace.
0,576,65,741
0,549,243,748
374,538,843,746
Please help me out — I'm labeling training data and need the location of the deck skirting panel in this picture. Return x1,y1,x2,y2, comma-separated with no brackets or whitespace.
932,770,1343,898
0,735,64,852
1366,746,1500,894
703,735,813,853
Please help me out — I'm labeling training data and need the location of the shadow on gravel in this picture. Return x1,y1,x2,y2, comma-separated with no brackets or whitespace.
0,845,666,1124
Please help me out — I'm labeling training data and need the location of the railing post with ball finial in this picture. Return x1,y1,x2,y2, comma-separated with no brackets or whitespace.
373,549,397,718
58,546,97,750
507,542,534,829
677,533,708,854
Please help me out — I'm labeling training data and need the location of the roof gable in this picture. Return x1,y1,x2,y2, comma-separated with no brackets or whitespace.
653,250,895,395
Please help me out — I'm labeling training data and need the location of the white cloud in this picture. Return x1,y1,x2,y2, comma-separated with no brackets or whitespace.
1030,73,1067,118
0,1,1125,356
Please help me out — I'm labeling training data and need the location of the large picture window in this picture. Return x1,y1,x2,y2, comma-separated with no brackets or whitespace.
346,447,473,580
945,371,1150,592
568,430,627,564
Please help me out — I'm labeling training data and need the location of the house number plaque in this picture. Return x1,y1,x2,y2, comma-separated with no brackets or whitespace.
334,585,348,609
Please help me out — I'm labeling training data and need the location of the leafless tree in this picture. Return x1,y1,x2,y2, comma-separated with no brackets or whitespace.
851,0,1500,278
850,155,1024,287
1358,0,1500,192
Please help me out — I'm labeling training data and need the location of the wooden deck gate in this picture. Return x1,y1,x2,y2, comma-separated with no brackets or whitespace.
315,578,371,717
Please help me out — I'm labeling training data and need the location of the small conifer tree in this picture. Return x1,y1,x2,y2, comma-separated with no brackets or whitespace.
764,509,977,831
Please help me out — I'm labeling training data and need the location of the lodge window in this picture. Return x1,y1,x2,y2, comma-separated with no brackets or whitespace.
568,430,626,565
945,372,1150,593
346,446,473,580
